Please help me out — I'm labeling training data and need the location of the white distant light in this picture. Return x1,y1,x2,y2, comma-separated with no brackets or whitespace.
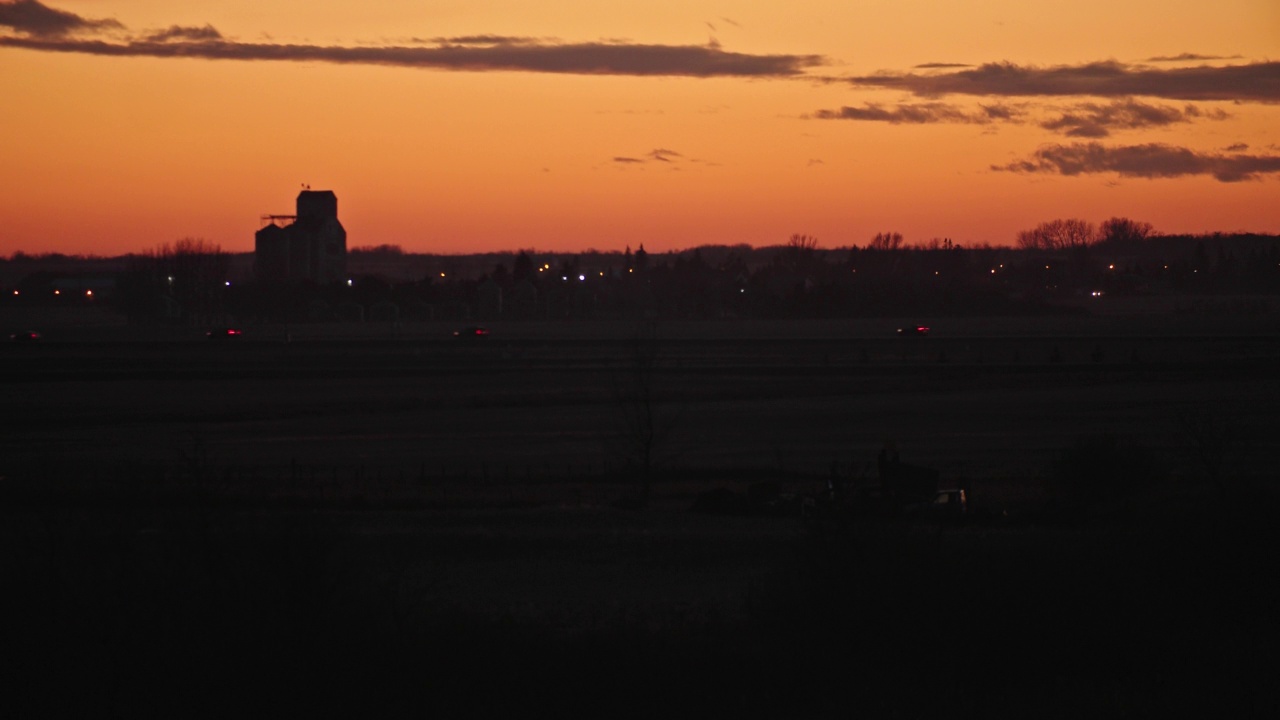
578,274,585,281
224,281,231,287
347,279,353,286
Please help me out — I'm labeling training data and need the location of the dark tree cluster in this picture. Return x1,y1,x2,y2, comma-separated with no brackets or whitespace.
115,238,232,324
5,222,1280,323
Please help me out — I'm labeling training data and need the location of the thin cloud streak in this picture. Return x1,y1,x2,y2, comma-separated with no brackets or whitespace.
995,142,1280,182
810,102,1007,124
425,35,547,46
143,24,222,43
612,148,691,166
846,60,1280,103
1147,52,1243,62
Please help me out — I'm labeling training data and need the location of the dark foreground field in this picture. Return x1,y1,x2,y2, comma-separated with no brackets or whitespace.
3,316,1279,716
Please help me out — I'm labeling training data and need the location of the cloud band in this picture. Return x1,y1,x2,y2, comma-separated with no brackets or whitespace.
995,142,1280,182
0,0,822,78
847,60,1280,103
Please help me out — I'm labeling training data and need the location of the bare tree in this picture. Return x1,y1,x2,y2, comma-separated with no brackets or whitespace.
1098,217,1155,246
787,233,819,252
868,232,904,251
781,233,820,271
611,322,681,506
1016,219,1096,251
1178,410,1240,500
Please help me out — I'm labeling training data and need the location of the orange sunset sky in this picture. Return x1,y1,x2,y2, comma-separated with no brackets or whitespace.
2,0,1278,256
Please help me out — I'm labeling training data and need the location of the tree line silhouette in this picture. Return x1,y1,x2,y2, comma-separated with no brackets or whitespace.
5,219,1280,323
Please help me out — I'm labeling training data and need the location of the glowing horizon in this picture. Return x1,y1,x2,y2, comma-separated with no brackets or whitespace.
2,1,1278,256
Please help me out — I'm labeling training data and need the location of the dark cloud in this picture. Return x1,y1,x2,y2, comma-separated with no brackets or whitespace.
994,142,1280,182
0,32,823,77
810,101,1020,125
810,96,1231,137
1147,52,1242,62
846,60,1280,103
426,35,544,46
614,149,688,166
144,24,222,43
980,103,1024,121
1225,143,1249,152
913,62,972,69
1040,98,1227,137
0,0,121,37
1,2,820,77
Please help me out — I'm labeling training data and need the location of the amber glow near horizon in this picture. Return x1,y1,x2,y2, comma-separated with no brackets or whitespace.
2,0,1278,256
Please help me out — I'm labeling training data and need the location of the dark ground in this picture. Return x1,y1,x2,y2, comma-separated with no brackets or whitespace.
3,315,1279,717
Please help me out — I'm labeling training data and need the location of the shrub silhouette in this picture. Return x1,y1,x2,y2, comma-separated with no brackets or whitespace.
1049,432,1162,509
